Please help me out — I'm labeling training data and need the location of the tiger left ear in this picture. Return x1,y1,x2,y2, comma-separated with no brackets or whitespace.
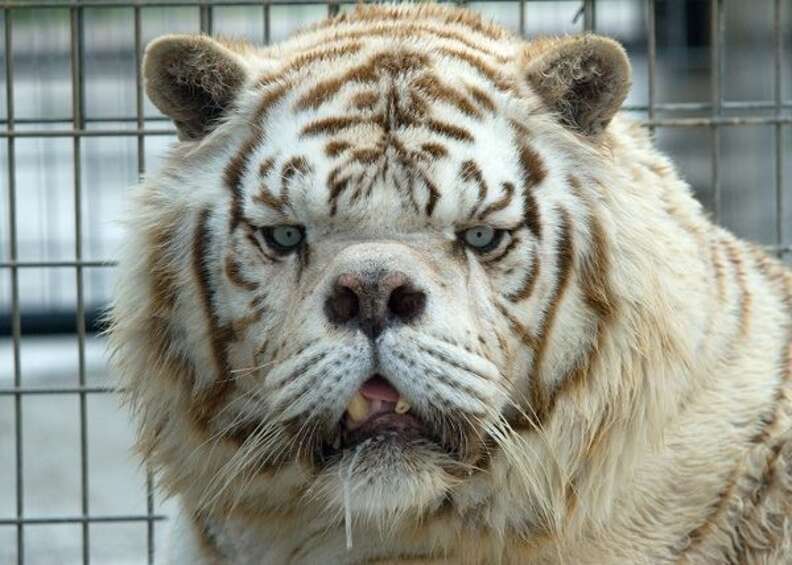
143,34,250,141
520,35,631,136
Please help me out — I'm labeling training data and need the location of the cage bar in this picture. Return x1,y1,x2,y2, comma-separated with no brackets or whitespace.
4,8,25,565
710,0,724,220
774,0,784,258
68,6,92,564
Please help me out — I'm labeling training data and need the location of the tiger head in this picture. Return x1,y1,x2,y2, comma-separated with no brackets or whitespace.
109,3,669,539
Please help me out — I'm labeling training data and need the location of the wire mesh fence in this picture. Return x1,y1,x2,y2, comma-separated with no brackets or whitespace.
0,0,790,563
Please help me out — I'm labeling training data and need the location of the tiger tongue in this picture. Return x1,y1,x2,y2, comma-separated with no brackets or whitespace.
360,375,400,402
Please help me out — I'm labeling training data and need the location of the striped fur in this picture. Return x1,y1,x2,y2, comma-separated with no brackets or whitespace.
108,4,792,564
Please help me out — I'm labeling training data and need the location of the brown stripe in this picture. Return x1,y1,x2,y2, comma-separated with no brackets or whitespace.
252,80,293,124
253,157,285,214
748,246,792,445
531,208,574,420
327,167,351,216
301,114,383,138
190,208,236,427
146,216,181,318
260,41,363,87
302,21,509,63
325,140,351,158
506,254,540,303
412,74,481,119
709,236,726,303
466,83,496,113
484,234,520,266
477,181,515,221
245,228,280,264
518,142,548,190
675,440,785,562
280,155,311,209
350,90,380,111
420,172,440,217
294,59,378,111
439,46,514,91
349,147,382,165
424,118,474,143
495,301,536,349
421,142,448,159
521,189,542,245
568,176,614,322
722,239,752,338
295,50,430,111
224,252,259,292
225,132,263,232
459,159,488,218
231,303,266,336
226,83,292,232
577,208,615,322
259,157,276,178
546,207,615,418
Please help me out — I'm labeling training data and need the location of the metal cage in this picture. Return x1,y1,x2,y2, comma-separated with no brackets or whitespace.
0,1,789,563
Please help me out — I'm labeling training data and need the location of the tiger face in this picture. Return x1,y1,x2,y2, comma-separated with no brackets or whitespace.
116,4,632,523
111,4,792,563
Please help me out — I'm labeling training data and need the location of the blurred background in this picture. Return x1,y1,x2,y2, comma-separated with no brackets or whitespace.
1,0,790,563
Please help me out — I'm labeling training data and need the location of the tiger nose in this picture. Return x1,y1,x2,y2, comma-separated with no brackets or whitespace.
324,270,427,339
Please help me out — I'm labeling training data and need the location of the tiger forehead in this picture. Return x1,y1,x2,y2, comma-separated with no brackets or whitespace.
233,6,546,227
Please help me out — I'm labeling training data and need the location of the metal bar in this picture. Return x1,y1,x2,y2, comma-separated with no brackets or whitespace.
0,260,116,268
263,0,270,44
0,115,169,125
1,0,523,7
710,0,723,221
69,7,90,564
200,1,213,34
6,98,792,125
582,0,595,32
0,308,109,336
4,8,25,565
0,515,168,526
327,0,338,17
518,0,525,37
774,0,783,257
0,128,176,138
6,116,792,141
0,386,119,396
647,0,656,135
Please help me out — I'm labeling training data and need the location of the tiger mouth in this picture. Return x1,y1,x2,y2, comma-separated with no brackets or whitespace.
321,374,435,455
340,374,426,449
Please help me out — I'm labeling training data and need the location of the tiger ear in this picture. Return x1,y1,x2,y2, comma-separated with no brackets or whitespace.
143,34,249,141
520,35,631,136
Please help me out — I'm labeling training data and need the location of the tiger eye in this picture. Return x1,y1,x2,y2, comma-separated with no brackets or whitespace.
462,225,496,249
270,225,304,249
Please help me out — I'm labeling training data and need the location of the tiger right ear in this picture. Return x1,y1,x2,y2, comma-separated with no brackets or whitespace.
143,34,249,141
519,35,631,136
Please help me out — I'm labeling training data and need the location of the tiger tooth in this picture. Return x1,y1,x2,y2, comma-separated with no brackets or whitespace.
395,398,411,414
346,391,369,422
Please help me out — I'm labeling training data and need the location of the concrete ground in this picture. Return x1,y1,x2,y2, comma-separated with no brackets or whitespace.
0,335,176,565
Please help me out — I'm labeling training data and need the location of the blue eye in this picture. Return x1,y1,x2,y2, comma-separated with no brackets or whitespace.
463,225,495,248
263,225,304,252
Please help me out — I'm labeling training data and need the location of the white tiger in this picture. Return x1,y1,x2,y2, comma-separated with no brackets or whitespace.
108,3,792,563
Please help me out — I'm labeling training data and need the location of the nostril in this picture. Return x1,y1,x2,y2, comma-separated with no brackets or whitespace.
326,285,360,324
388,285,427,322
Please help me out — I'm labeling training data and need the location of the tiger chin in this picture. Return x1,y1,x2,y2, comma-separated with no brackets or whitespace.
108,3,792,564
